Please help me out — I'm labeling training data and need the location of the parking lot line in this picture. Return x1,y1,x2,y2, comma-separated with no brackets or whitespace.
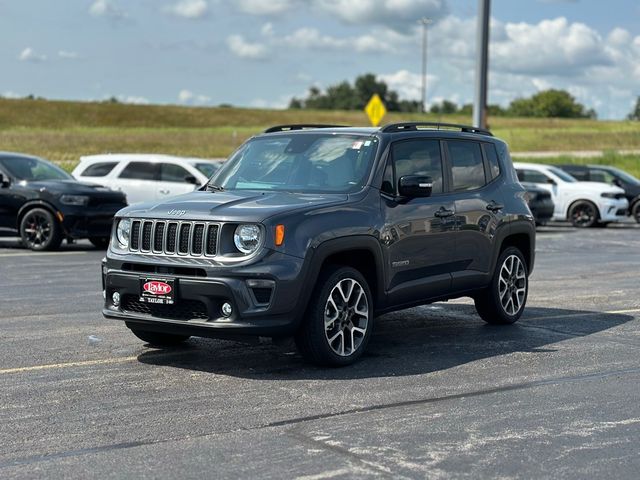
0,356,137,374
0,251,88,258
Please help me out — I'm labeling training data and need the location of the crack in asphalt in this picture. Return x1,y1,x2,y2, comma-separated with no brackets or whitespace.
2,365,640,470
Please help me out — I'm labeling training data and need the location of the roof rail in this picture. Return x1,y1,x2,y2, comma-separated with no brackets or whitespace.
381,122,492,136
264,124,351,133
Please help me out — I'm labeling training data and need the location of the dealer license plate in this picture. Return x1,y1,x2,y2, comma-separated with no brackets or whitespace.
139,278,176,305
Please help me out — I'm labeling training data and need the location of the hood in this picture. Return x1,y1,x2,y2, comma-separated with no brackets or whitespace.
563,181,625,195
119,190,349,222
23,179,126,202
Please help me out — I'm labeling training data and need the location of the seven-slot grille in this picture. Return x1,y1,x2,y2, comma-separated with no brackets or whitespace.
129,219,219,257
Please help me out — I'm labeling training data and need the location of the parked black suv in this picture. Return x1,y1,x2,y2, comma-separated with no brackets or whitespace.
102,123,535,366
0,152,127,250
557,164,640,223
522,182,554,225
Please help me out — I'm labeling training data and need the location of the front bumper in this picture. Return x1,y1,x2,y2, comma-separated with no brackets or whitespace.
598,198,629,222
102,249,307,338
61,204,126,238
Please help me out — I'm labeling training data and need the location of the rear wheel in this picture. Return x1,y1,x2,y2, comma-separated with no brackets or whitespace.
20,208,62,251
126,323,190,347
475,247,528,325
569,200,599,228
295,266,373,367
632,202,640,224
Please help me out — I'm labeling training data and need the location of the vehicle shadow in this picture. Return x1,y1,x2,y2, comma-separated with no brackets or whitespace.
136,303,634,380
0,236,101,251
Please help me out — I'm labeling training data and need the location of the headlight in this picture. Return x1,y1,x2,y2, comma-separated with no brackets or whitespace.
601,192,620,199
116,218,131,248
234,224,261,254
60,194,89,206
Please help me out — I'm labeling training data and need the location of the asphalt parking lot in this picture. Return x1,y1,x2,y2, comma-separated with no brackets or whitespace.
1,223,640,479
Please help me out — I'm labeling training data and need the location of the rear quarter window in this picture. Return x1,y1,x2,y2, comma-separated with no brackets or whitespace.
482,143,500,180
80,162,118,177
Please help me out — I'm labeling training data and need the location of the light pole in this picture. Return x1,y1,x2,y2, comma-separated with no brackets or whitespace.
418,17,432,114
473,0,491,128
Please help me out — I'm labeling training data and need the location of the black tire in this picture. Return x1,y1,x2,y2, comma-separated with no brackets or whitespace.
632,201,640,224
295,266,374,367
19,208,62,251
90,237,110,249
568,200,599,228
475,246,529,325
126,323,190,347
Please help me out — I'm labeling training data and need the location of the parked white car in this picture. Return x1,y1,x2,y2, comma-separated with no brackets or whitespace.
72,154,221,205
514,162,628,227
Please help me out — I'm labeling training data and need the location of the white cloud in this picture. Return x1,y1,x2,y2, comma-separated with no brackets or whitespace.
261,23,275,37
110,95,149,104
378,70,438,101
2,91,22,99
58,50,79,59
164,0,208,19
18,47,47,63
178,89,212,104
226,34,268,59
280,28,396,53
235,0,296,15
89,0,127,20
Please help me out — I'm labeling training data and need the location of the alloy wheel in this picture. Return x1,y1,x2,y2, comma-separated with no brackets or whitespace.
571,204,595,227
498,255,527,316
23,212,52,248
324,278,369,357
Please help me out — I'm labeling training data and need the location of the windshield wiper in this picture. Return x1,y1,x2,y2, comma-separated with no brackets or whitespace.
206,183,225,192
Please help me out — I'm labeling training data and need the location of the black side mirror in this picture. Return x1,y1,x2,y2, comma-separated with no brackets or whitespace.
184,175,199,185
547,178,556,185
398,175,433,198
0,173,10,188
613,178,623,187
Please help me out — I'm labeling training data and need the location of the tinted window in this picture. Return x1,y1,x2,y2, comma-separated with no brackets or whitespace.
160,163,191,183
561,167,588,181
119,162,157,180
81,162,117,177
517,169,549,184
391,139,443,194
195,162,218,178
0,156,72,181
448,141,486,191
589,168,616,184
482,143,500,179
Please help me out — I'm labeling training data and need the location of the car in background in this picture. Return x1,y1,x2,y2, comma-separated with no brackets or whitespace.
0,152,127,250
72,154,221,205
514,162,628,228
521,182,554,226
556,164,640,223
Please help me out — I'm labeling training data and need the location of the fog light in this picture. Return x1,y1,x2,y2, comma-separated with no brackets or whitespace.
112,291,121,307
221,302,233,317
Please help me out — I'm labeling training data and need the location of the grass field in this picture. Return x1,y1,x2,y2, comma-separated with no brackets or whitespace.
1,97,639,175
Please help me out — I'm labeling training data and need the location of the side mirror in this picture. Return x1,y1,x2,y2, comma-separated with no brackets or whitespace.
547,178,556,185
613,178,623,187
184,175,199,185
398,175,433,198
0,173,10,188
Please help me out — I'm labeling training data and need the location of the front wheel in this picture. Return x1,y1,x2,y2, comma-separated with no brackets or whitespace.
20,208,62,251
295,266,373,366
475,247,529,325
569,200,599,228
126,323,190,347
632,202,640,224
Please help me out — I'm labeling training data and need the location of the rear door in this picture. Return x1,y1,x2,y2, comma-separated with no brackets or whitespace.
380,138,457,305
0,167,22,229
156,163,199,200
446,140,506,290
116,161,159,204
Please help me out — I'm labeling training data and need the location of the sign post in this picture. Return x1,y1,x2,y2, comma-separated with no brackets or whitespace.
364,94,387,127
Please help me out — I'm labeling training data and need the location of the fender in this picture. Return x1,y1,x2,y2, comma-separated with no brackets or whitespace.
486,218,536,276
292,235,387,322
16,200,61,230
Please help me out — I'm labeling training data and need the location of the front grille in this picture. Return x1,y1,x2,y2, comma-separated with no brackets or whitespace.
129,219,219,257
122,295,209,321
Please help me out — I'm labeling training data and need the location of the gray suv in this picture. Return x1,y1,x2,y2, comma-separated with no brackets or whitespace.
102,123,535,366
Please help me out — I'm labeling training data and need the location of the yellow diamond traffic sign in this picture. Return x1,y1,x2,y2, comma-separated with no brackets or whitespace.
364,93,386,127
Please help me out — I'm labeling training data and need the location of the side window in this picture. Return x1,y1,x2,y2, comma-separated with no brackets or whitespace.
391,139,443,194
517,169,549,184
482,143,500,179
119,162,157,180
80,162,117,177
589,168,615,184
563,168,588,181
448,141,486,191
160,163,191,183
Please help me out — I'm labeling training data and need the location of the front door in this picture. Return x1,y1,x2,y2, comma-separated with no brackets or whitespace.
380,138,457,306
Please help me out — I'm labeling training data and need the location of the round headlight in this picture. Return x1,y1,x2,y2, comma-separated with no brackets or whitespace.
234,224,261,254
116,218,131,247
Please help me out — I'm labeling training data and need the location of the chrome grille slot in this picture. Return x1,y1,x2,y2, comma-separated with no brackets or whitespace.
128,219,220,257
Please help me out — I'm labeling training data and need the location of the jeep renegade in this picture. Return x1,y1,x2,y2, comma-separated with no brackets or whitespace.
102,123,535,366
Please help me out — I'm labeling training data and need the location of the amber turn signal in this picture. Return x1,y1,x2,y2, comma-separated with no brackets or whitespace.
275,224,285,246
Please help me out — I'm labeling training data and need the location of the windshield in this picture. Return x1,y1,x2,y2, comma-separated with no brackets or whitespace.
194,162,219,178
0,156,72,181
606,167,640,185
548,166,577,183
210,134,379,193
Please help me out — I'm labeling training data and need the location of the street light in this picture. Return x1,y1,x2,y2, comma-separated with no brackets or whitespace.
418,17,433,114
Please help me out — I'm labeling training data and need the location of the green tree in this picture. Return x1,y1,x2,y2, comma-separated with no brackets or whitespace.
508,89,594,118
628,96,640,121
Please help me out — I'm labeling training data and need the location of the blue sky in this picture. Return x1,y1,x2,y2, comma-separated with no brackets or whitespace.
1,0,639,119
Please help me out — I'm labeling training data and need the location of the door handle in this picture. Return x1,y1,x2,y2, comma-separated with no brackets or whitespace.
159,189,170,195
435,207,455,218
486,202,504,212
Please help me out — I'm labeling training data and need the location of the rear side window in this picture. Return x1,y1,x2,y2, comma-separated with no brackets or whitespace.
119,162,157,180
589,168,616,184
160,163,191,183
517,169,549,184
448,141,486,191
562,167,588,181
482,143,500,179
80,162,117,177
391,139,444,194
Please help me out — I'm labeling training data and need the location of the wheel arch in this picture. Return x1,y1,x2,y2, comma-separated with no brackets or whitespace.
565,197,600,220
16,200,61,230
